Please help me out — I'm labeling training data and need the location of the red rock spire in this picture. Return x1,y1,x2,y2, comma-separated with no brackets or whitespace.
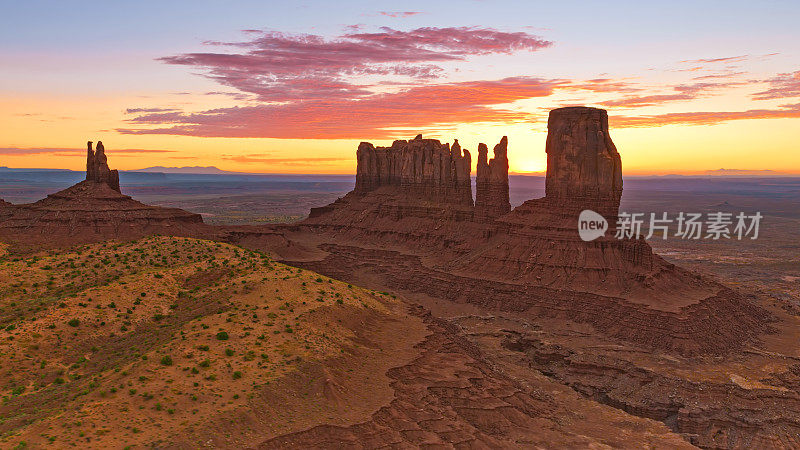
85,140,121,192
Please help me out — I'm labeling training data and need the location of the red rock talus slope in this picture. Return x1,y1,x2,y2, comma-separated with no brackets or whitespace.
0,143,207,248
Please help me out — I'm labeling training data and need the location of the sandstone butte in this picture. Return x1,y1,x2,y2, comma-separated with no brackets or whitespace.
0,140,205,248
2,107,800,448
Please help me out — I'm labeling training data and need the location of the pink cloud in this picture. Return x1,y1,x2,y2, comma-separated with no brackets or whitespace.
753,70,800,100
119,77,559,139
158,27,552,103
378,11,422,18
601,82,741,108
681,55,749,64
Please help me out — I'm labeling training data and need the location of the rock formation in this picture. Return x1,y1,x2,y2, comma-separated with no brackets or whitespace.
86,140,121,192
545,107,622,217
274,106,765,356
354,135,472,206
475,136,511,221
0,141,206,248
2,117,791,449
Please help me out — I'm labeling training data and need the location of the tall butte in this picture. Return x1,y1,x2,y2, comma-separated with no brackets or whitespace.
86,140,121,192
230,106,769,355
353,134,473,205
545,107,622,218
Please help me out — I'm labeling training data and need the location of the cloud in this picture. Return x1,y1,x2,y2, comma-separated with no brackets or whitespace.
753,70,800,100
0,147,176,156
611,103,800,127
600,82,741,108
692,71,747,80
681,55,749,65
565,78,642,93
378,11,422,18
125,107,179,114
119,76,559,139
157,26,551,102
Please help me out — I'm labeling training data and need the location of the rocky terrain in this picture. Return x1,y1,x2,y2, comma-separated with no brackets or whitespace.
0,142,207,250
224,107,800,447
1,107,799,448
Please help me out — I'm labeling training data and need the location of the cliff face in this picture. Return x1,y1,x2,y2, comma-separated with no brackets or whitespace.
86,141,121,192
475,137,511,221
544,107,622,216
300,107,723,314
354,135,472,206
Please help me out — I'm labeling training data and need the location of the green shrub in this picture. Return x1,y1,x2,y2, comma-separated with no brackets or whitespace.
160,355,173,366
215,331,229,341
67,318,80,327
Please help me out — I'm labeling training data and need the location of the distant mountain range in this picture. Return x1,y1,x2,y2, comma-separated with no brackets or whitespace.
130,166,237,174
704,168,782,176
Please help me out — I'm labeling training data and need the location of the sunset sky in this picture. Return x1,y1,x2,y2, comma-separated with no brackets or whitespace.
2,1,799,174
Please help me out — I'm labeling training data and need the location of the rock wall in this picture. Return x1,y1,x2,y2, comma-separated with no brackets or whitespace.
86,141,121,192
545,107,622,217
354,135,472,206
475,136,511,221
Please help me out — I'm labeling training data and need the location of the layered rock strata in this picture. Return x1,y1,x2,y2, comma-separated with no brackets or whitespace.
86,140,121,192
475,136,511,221
545,107,622,217
0,142,206,248
354,135,473,205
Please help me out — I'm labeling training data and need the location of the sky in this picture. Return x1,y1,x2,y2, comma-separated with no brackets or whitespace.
1,0,799,175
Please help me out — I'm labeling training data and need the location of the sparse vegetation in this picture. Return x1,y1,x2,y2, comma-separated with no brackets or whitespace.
0,236,392,448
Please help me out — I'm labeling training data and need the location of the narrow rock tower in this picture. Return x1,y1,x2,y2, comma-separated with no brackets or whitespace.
475,136,511,221
86,141,121,192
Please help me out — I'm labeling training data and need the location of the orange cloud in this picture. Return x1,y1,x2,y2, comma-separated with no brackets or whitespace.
0,147,175,156
611,103,800,127
753,70,800,100
119,77,559,139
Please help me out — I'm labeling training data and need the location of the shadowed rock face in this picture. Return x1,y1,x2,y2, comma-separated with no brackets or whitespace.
354,135,472,206
475,136,511,221
545,107,622,216
288,106,759,357
86,141,121,192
